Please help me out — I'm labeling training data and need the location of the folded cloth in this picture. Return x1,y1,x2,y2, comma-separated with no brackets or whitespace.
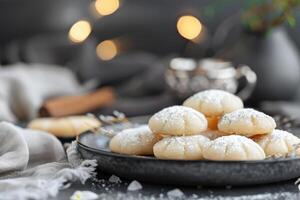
0,63,90,122
0,122,97,200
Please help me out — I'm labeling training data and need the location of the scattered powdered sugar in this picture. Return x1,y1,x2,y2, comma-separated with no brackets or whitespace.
186,89,233,104
127,180,143,191
167,188,184,198
152,105,204,123
109,175,121,183
91,191,299,200
88,176,298,200
219,108,271,126
70,191,98,200
200,192,300,200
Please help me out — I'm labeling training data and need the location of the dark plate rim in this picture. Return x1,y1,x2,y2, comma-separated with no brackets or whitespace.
77,131,300,164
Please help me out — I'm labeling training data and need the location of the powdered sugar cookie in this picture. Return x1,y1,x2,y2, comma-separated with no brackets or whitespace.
148,106,207,136
183,90,243,117
253,129,300,157
109,125,160,155
153,135,210,160
203,135,265,161
218,108,276,137
28,116,101,137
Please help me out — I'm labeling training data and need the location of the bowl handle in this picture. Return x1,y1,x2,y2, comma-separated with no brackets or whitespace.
236,65,257,100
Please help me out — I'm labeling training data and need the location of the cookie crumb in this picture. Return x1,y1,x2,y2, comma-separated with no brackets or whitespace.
109,174,121,183
167,188,184,198
127,180,143,191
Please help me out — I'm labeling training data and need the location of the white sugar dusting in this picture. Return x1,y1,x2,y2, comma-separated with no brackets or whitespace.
187,89,232,104
115,125,155,147
219,108,271,125
164,135,209,145
268,129,299,140
210,135,245,148
208,135,260,155
152,105,204,122
159,135,209,153
127,180,143,191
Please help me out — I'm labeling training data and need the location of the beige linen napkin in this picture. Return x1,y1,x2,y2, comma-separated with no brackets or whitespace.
0,122,97,200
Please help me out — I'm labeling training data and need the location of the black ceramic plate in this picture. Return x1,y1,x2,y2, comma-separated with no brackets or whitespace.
77,116,300,186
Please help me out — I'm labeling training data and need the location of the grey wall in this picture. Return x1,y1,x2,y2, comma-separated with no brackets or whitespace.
0,0,299,54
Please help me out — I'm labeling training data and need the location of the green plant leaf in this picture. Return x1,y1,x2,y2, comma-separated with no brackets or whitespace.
287,14,296,26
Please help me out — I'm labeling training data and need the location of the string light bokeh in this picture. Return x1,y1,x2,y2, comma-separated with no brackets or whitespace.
68,1,204,60
96,40,118,60
177,15,202,40
68,20,92,43
94,0,120,16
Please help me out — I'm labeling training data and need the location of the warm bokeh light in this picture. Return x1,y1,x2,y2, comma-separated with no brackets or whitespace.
95,0,120,16
177,15,202,40
96,40,118,60
68,20,92,43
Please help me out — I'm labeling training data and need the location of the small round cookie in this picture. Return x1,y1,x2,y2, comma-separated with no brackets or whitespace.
218,108,276,137
200,130,229,140
109,125,161,156
203,135,265,161
253,129,300,157
28,116,101,137
183,90,243,117
148,106,207,136
153,135,210,160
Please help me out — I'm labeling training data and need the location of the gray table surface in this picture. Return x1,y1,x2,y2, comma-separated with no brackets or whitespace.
53,175,300,200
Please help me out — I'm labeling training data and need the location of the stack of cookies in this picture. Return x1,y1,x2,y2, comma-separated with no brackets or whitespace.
110,89,300,161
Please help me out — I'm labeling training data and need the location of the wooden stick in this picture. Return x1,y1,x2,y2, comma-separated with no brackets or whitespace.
39,87,116,117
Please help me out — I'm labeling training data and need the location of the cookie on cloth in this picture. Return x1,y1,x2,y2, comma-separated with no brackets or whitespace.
253,129,300,157
218,108,276,137
27,116,101,137
153,135,210,160
148,106,207,136
203,135,265,161
183,90,243,129
109,125,160,156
